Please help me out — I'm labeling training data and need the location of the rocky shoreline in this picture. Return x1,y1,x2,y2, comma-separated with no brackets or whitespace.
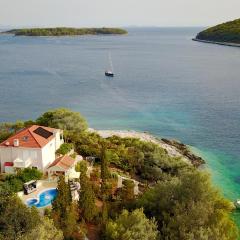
161,138,205,167
192,38,240,48
92,129,205,167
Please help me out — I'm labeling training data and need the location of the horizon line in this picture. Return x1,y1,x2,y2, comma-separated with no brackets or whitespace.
0,25,206,29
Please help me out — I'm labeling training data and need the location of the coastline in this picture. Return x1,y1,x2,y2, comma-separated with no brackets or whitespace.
192,38,240,48
90,129,205,167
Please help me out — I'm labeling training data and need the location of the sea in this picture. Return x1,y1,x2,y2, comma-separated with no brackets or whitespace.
0,27,240,223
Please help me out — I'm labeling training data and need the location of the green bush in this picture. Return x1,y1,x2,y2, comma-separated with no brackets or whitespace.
0,177,23,193
17,168,43,182
56,143,73,155
75,161,87,173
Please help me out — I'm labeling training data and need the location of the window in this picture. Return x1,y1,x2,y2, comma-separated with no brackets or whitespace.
22,136,29,142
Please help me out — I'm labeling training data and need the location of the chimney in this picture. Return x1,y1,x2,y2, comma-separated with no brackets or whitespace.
13,139,19,147
53,130,58,137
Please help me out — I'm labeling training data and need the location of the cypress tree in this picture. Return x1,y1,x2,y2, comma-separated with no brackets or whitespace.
100,142,110,224
79,181,97,222
52,176,79,239
100,142,109,183
79,161,97,222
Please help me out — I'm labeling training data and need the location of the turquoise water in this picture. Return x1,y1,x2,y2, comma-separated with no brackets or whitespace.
26,188,57,208
0,28,240,220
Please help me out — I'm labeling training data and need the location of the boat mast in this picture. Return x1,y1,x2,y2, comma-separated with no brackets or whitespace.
109,52,114,72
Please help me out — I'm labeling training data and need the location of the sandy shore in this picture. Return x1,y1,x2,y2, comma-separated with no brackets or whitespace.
90,129,191,164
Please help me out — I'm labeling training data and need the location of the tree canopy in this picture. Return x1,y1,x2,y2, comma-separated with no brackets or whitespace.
137,170,239,240
36,108,88,141
105,209,158,240
196,18,240,43
20,217,63,240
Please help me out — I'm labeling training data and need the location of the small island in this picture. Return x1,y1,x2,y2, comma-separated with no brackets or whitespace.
193,18,240,47
3,27,128,36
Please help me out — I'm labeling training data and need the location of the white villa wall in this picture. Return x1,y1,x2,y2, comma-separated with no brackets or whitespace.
41,139,57,171
41,131,63,171
55,130,64,149
0,147,42,172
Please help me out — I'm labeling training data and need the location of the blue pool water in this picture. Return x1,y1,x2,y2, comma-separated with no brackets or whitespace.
26,188,57,208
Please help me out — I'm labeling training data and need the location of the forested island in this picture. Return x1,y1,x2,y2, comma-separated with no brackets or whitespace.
193,18,240,46
3,27,128,36
0,108,238,240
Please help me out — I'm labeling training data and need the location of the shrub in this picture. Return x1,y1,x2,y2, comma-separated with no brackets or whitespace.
7,177,23,192
56,143,73,155
18,168,43,183
75,161,87,173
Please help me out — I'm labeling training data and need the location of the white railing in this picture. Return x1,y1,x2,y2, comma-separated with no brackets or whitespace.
13,158,32,168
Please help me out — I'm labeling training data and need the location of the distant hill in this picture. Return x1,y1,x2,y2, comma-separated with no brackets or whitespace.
195,18,240,44
3,27,128,36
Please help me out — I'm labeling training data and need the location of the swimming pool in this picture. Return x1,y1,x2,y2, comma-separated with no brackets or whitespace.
26,188,57,208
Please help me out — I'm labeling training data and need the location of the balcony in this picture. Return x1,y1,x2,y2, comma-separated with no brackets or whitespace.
13,158,32,168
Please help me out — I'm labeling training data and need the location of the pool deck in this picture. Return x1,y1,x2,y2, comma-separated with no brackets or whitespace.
18,180,57,203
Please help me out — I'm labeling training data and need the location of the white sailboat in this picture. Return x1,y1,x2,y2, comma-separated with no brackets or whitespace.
105,52,114,77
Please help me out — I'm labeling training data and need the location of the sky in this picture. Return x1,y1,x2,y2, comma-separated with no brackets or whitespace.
0,0,240,28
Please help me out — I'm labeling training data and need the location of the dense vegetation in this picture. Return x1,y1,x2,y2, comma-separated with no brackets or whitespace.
0,168,43,192
74,131,188,182
5,27,128,36
196,18,240,43
0,188,63,240
137,170,238,240
0,108,238,239
105,209,158,240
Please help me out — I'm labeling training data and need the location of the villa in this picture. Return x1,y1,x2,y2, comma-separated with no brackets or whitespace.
0,125,64,173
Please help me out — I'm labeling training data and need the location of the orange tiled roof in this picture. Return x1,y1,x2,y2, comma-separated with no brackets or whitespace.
47,155,75,170
0,125,60,148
